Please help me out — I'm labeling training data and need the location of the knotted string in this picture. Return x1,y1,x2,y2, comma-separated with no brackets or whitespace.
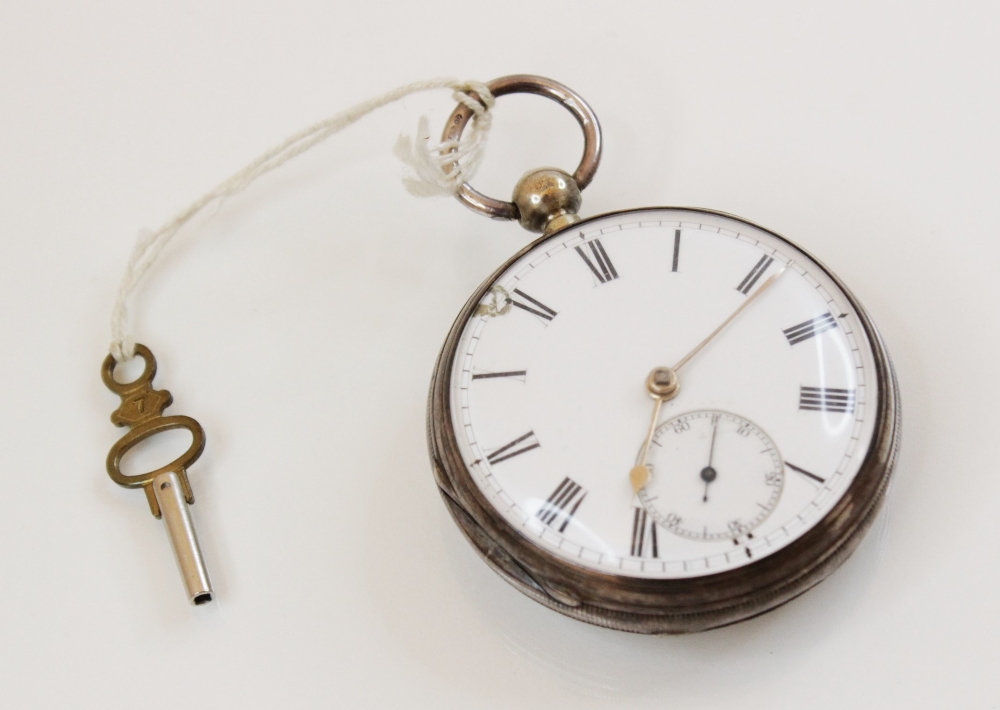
109,77,493,362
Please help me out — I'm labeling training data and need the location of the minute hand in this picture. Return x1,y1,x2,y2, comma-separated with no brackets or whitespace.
672,264,788,372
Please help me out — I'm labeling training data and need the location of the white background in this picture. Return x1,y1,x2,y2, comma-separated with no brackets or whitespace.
0,1,997,708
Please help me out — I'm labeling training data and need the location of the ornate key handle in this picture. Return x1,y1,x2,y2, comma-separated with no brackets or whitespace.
101,344,206,516
101,345,213,604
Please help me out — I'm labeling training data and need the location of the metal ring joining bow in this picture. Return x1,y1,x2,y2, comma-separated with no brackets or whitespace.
441,74,602,222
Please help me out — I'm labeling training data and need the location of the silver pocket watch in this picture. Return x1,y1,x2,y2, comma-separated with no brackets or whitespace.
427,75,900,633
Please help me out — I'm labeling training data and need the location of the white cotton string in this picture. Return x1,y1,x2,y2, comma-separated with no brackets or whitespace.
109,77,494,362
394,83,495,196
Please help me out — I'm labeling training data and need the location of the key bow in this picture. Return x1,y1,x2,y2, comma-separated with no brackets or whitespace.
101,344,206,518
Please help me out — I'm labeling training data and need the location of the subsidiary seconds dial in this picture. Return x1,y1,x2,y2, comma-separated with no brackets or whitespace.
638,411,784,543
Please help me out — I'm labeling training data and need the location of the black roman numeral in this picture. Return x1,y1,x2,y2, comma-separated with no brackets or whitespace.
799,386,856,413
630,507,659,558
575,238,619,284
471,370,527,381
784,312,838,345
736,255,774,295
786,462,826,484
486,431,540,465
536,477,587,532
671,229,681,272
506,289,557,321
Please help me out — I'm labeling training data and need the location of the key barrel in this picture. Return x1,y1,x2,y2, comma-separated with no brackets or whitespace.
101,344,214,604
152,471,213,604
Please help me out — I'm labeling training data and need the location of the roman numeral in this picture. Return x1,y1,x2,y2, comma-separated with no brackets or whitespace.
786,462,826,484
799,386,856,413
630,507,659,558
486,431,540,465
575,238,619,284
783,312,838,345
471,370,527,381
506,289,557,321
736,255,774,295
536,477,587,532
671,229,681,272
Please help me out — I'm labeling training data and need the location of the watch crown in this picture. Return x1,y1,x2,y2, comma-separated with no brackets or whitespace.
512,168,582,234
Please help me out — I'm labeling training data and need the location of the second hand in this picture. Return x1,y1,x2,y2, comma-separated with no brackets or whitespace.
701,415,719,502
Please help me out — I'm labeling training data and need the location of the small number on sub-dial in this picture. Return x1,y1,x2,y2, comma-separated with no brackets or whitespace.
637,411,784,541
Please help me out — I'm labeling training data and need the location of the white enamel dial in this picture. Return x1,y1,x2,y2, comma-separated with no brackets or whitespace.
448,208,878,579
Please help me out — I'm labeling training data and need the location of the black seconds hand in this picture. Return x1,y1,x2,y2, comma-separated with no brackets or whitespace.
701,414,719,502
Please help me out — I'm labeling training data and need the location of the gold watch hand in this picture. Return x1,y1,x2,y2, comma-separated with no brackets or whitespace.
672,264,787,372
630,367,679,494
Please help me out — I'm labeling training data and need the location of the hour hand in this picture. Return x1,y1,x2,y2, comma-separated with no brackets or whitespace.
630,366,679,493
630,464,652,495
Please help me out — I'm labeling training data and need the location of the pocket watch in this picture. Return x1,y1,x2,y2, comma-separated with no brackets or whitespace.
427,76,901,634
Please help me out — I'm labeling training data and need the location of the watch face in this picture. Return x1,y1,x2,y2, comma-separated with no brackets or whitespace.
446,208,880,580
